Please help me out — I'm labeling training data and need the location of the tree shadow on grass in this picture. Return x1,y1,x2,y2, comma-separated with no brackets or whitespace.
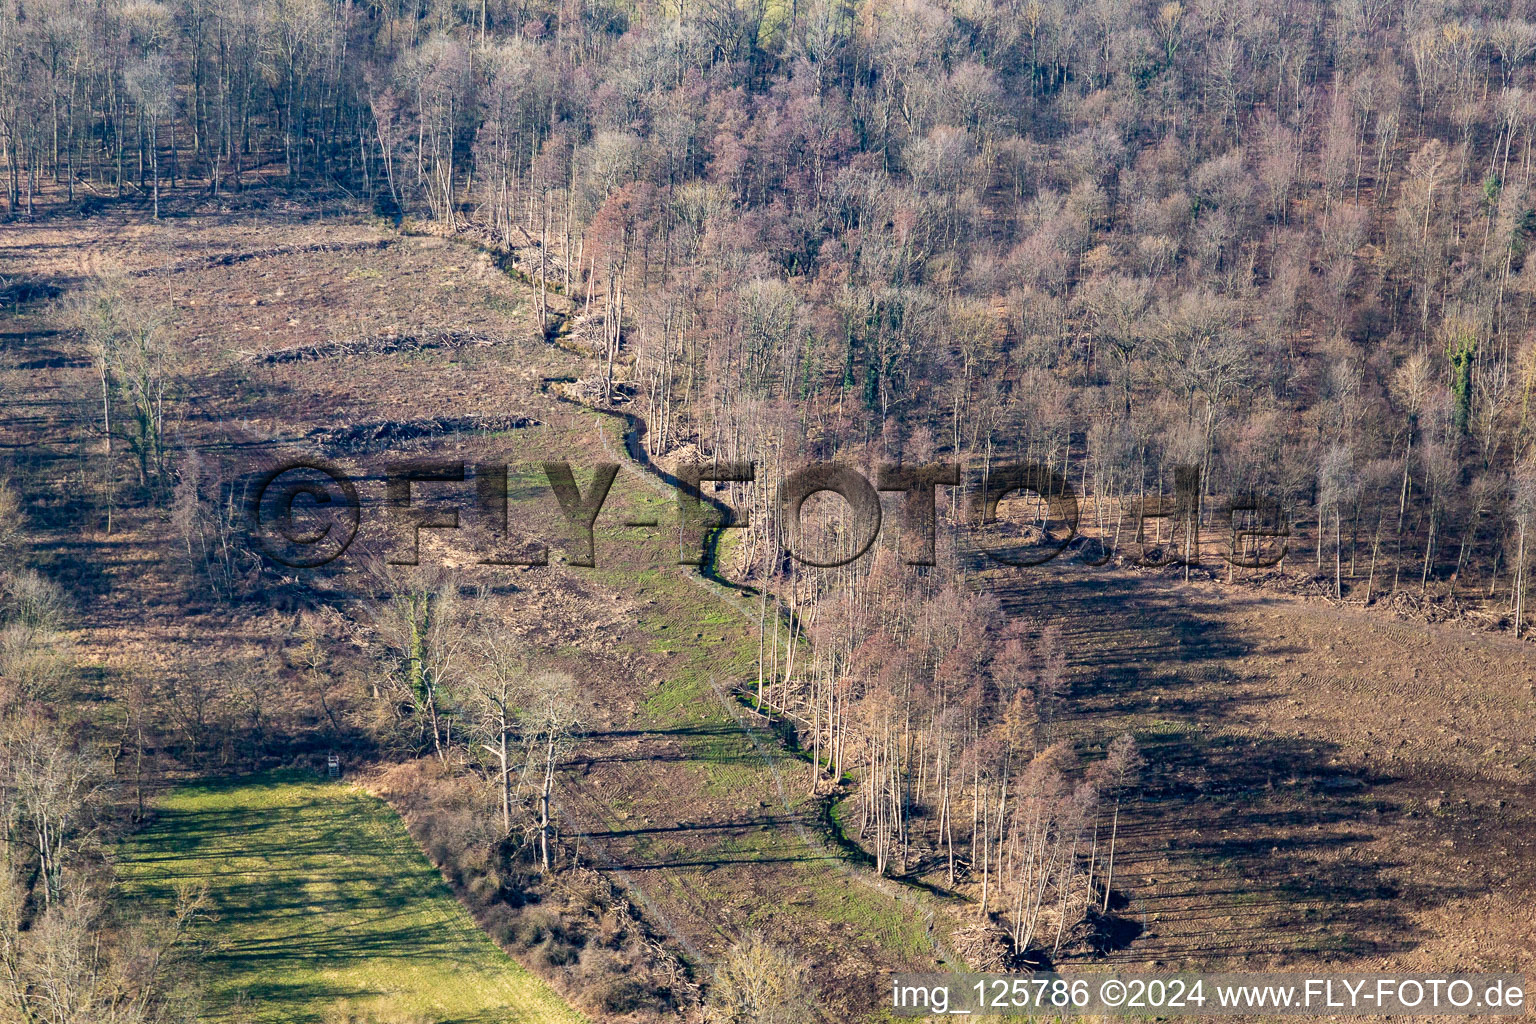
986,564,1478,964
119,776,535,1020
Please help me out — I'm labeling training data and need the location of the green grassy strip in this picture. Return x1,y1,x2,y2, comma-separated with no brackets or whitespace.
116,772,587,1024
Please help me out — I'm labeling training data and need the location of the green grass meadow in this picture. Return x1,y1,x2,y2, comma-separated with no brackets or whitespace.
116,773,586,1024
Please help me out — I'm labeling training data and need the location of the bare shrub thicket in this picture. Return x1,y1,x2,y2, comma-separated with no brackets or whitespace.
703,931,821,1024
375,761,696,1019
0,570,73,701
0,707,212,1024
169,449,255,602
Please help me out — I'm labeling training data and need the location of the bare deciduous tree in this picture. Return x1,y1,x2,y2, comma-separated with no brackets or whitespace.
465,626,527,840
69,280,176,502
366,565,470,763
1091,733,1143,914
518,669,582,873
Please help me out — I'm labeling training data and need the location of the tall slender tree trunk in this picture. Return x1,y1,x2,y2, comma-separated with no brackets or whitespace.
1102,802,1119,913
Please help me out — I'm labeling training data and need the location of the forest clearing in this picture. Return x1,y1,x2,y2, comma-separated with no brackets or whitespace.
1,203,1532,1021
6,0,1536,1016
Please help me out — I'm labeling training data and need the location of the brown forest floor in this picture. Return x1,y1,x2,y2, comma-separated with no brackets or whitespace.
1,194,1533,1019
985,561,1536,976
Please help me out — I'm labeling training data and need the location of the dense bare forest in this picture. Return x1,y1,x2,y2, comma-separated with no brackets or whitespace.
6,0,1535,599
4,0,1536,1019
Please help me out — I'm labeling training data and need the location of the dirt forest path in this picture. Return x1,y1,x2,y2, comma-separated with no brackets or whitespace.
989,559,1536,974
